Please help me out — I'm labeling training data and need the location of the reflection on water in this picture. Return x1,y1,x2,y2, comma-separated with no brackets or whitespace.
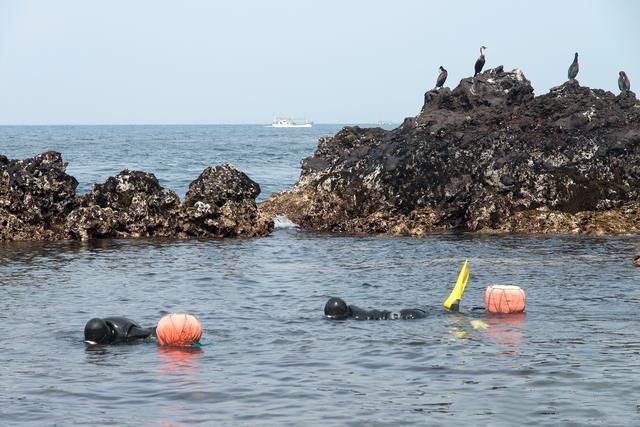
484,313,526,355
157,346,203,378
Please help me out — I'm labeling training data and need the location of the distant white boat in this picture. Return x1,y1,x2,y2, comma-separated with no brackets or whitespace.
271,117,313,128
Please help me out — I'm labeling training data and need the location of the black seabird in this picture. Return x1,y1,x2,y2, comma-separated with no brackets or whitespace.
474,46,486,76
568,52,579,80
618,71,631,92
436,66,448,89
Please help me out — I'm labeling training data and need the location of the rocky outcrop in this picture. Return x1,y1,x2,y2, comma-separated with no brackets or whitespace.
65,170,182,240
0,151,78,240
1,155,273,241
179,165,272,237
634,253,640,267
262,67,640,235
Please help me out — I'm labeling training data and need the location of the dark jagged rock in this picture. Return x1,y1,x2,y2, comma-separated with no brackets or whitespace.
1,153,273,241
179,165,273,237
262,67,640,235
423,66,534,110
634,253,640,267
183,165,260,207
65,170,181,240
0,151,78,240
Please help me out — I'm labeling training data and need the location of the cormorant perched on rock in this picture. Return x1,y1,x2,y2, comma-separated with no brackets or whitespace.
435,66,448,89
474,46,486,76
618,71,630,92
568,52,579,80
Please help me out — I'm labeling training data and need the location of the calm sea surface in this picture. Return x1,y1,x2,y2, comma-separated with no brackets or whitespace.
1,125,639,426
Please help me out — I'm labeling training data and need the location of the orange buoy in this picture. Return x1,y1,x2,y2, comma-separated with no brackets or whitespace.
484,285,526,314
156,313,203,347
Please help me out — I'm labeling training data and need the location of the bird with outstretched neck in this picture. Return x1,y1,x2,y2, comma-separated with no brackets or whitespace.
568,52,579,80
474,46,486,76
435,66,448,89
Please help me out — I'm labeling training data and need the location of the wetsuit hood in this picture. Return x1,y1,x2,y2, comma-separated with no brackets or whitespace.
84,318,116,344
324,297,350,320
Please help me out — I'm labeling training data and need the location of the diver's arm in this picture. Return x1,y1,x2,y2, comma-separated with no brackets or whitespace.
399,309,427,319
127,325,154,340
348,305,371,320
350,306,395,320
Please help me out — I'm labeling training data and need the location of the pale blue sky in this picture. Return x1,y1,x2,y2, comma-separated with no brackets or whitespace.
0,0,638,124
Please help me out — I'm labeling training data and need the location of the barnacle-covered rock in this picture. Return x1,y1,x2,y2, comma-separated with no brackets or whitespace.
1,153,272,241
0,151,78,240
262,67,640,235
65,170,181,240
179,165,273,237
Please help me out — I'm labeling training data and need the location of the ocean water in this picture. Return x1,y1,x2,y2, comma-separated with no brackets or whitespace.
1,125,639,426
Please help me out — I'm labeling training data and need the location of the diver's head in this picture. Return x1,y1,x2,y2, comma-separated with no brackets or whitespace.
84,318,115,344
324,297,349,320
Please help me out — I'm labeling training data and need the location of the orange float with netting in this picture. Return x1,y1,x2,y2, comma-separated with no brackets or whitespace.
484,285,526,314
156,313,203,346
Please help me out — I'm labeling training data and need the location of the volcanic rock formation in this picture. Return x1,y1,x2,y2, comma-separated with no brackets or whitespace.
262,66,640,235
0,151,78,240
65,170,182,240
180,165,272,238
1,153,273,241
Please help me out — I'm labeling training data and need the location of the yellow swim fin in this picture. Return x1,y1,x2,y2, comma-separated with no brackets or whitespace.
443,260,470,311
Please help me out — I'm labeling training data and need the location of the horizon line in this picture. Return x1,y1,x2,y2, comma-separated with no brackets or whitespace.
0,122,400,127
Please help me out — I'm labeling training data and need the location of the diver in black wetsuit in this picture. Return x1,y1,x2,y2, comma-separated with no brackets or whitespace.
84,317,155,345
324,297,427,320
